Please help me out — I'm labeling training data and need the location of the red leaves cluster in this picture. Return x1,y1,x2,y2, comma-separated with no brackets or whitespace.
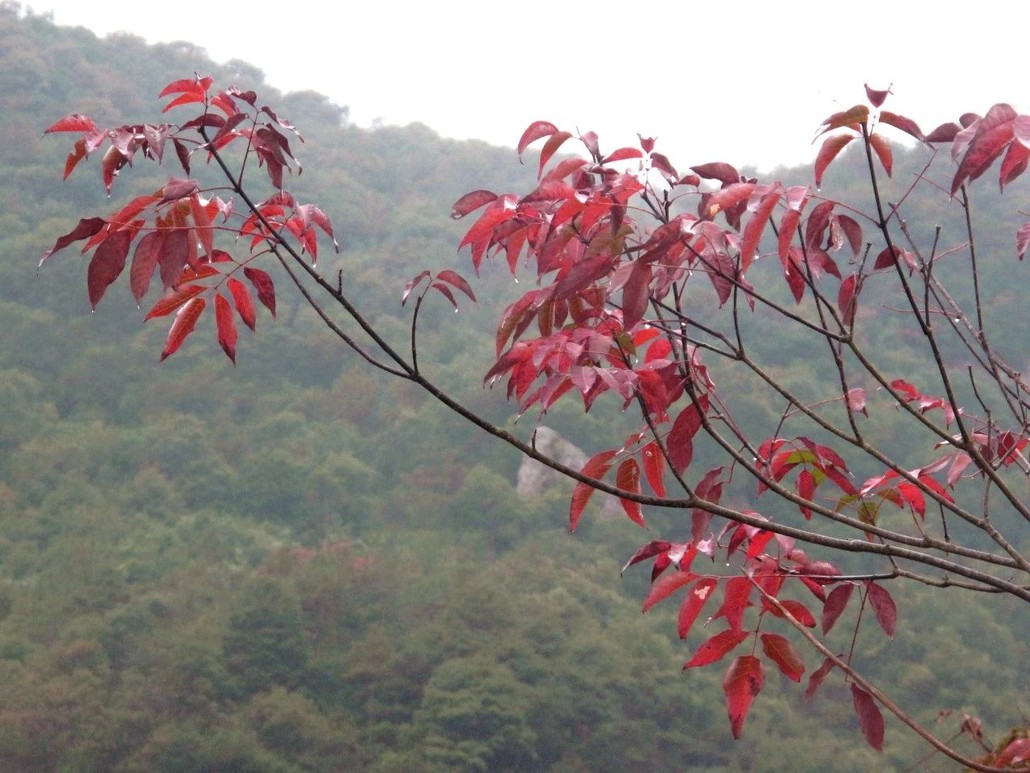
623,531,897,744
42,76,338,362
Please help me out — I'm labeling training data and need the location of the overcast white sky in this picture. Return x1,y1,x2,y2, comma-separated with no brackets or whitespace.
22,1,1028,171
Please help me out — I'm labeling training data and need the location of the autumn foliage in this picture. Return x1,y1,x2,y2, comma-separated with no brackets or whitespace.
42,78,1030,770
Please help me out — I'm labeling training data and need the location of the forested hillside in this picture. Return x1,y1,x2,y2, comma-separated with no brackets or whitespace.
0,4,1025,771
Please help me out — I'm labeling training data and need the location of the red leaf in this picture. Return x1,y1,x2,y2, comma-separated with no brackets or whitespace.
621,260,651,330
602,147,644,164
129,230,164,305
642,569,695,613
869,133,893,177
678,577,718,639
816,105,870,137
878,110,924,141
615,457,646,527
43,113,99,134
450,189,497,219
640,442,666,498
821,583,854,634
620,540,672,575
517,120,560,157
160,296,206,360
999,138,1029,189
997,737,1030,766
39,217,107,266
435,269,477,304
851,684,885,751
227,276,257,331
87,229,135,309
569,449,617,531
815,134,855,187
864,83,891,108
704,182,756,219
805,657,835,701
712,576,752,633
952,103,1017,195
244,267,276,317
740,188,781,273
772,599,817,628
144,284,205,320
722,655,765,739
214,293,238,363
691,162,740,186
667,396,709,474
838,273,859,327
685,629,749,669
759,633,805,682
865,581,897,637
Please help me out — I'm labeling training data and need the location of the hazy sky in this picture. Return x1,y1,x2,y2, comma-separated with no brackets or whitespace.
22,1,1027,171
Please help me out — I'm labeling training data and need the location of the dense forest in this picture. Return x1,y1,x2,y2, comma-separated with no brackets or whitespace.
0,3,1025,771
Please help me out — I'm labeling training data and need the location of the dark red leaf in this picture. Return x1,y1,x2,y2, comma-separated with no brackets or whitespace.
760,633,805,682
805,656,835,701
243,267,276,317
851,684,885,751
865,582,897,637
878,110,923,141
838,274,859,328
214,293,238,363
822,583,854,634
722,655,765,739
620,540,672,575
435,269,477,304
864,84,891,108
450,189,497,219
402,270,431,305
774,599,817,628
39,217,107,266
690,162,740,186
129,230,164,305
925,121,961,143
685,628,749,669
87,229,134,308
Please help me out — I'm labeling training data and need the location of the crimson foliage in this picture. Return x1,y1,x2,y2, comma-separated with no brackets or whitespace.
42,78,1030,770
